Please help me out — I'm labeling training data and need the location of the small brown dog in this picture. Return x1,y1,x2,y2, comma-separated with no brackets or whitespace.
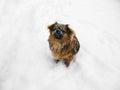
48,22,80,67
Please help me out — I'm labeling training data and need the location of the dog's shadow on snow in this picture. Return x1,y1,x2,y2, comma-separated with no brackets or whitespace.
42,43,90,72
44,52,81,71
41,42,85,70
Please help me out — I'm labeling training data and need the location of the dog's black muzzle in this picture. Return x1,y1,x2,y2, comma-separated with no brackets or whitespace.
53,28,63,39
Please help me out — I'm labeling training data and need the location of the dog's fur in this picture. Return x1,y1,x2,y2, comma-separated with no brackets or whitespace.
48,22,80,67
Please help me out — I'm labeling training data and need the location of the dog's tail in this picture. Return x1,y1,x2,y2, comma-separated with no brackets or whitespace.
73,36,80,55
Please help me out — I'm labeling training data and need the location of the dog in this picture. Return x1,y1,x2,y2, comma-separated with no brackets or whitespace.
48,22,80,67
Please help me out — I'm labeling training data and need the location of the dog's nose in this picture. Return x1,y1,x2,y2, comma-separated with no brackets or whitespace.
54,29,63,39
56,30,61,34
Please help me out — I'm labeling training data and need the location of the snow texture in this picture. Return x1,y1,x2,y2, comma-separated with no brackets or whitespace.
0,0,120,90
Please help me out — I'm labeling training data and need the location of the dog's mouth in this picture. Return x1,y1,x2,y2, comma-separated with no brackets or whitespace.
52,27,63,39
54,33,63,39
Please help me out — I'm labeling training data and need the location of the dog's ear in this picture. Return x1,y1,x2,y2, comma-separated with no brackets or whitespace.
54,22,58,24
48,24,54,30
66,25,75,40
66,24,73,34
48,22,58,30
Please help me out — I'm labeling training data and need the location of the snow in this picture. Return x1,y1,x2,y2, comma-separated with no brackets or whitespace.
0,0,120,90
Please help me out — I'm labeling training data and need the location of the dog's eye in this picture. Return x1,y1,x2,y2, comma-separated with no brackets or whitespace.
52,27,60,31
58,28,65,33
51,28,56,31
60,29,66,33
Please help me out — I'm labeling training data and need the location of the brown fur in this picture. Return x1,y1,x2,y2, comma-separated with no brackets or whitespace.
48,22,80,67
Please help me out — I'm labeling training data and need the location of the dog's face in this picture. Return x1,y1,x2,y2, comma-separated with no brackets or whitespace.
48,22,71,39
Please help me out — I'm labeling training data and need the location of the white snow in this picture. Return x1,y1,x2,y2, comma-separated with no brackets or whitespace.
0,0,120,90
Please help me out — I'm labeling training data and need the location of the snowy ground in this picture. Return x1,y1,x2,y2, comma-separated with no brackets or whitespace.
0,0,120,90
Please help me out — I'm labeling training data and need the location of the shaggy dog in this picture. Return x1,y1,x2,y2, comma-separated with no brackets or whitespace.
48,22,80,67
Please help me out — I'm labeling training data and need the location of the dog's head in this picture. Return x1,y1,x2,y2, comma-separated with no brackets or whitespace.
48,22,75,40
